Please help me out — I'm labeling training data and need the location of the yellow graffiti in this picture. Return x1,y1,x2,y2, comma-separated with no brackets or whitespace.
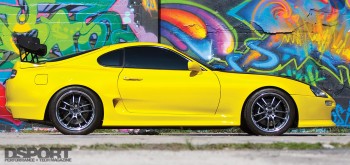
142,0,158,15
281,19,350,61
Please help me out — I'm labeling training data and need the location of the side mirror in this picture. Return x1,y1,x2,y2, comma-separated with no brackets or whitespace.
188,61,202,72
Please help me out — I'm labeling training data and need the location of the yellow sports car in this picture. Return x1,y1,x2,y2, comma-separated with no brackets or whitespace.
5,42,336,135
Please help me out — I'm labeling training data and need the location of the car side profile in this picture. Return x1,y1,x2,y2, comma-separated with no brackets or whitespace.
5,42,336,135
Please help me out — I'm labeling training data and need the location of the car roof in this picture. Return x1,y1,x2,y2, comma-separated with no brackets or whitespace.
107,42,174,50
47,42,173,62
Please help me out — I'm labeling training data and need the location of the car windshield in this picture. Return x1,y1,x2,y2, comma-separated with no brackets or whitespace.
171,47,223,71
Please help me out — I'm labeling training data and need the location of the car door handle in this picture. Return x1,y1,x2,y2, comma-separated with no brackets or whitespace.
123,77,143,81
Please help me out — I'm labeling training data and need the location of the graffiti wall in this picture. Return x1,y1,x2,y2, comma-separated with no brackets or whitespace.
1,0,350,131
160,0,350,127
0,0,158,131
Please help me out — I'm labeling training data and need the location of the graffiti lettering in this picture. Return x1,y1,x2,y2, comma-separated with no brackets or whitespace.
161,0,350,127
0,0,158,131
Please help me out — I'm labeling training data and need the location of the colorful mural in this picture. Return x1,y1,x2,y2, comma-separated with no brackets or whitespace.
1,0,350,131
160,0,350,127
0,0,158,131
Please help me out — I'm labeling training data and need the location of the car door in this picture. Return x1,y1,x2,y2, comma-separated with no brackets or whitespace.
117,46,220,115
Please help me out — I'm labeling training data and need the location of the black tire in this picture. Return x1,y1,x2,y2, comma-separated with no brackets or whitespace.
240,119,256,135
49,86,102,135
243,88,296,136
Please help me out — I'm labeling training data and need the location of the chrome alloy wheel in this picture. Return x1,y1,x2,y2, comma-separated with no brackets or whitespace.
55,90,95,131
250,93,290,133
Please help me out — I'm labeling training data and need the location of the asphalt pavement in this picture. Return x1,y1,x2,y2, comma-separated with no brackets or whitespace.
1,133,350,145
0,133,349,165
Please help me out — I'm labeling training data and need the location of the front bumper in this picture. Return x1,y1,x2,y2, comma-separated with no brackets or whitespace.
291,94,336,127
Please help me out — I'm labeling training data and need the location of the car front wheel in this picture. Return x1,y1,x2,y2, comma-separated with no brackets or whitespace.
49,86,102,135
243,88,296,136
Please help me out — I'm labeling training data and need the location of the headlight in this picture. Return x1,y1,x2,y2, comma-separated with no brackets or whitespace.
310,86,328,98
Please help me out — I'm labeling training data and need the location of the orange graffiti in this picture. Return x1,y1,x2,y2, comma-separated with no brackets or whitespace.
243,50,262,66
161,8,207,40
326,7,339,22
142,0,158,15
252,0,299,29
319,0,329,4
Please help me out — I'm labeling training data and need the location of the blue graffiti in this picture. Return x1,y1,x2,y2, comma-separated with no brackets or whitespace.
0,70,11,84
332,103,350,127
0,120,24,131
161,21,213,61
226,53,244,72
247,40,279,69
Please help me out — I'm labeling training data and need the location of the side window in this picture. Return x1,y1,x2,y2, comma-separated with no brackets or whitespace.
124,46,188,70
97,49,124,67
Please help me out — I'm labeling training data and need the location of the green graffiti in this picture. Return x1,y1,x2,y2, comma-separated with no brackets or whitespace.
279,64,326,86
0,0,138,69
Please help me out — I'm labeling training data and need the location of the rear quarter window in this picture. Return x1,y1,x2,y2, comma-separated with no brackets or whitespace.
97,49,124,67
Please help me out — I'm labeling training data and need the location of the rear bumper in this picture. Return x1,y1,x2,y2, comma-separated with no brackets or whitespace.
291,95,336,127
5,78,47,120
6,103,45,120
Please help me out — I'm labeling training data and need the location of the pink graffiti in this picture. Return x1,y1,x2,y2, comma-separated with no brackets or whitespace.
109,0,157,42
0,84,22,126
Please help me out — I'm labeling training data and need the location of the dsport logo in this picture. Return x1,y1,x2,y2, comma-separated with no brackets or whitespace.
4,147,72,163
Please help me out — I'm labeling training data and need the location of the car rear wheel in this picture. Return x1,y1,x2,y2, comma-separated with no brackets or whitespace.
49,86,102,135
243,88,296,136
